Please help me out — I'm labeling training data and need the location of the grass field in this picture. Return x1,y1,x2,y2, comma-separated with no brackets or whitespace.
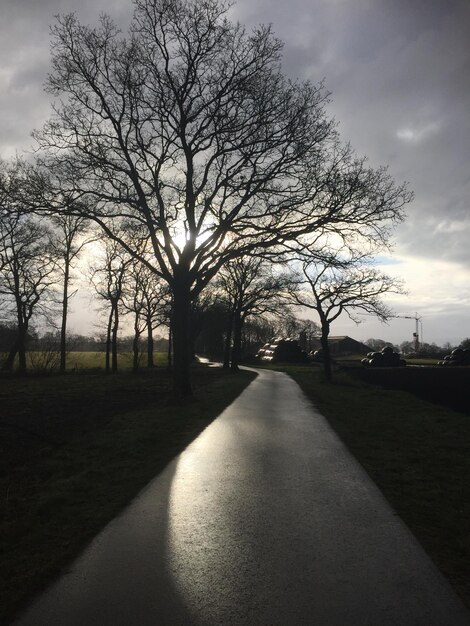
0,350,170,371
0,364,256,623
405,357,441,366
272,364,470,608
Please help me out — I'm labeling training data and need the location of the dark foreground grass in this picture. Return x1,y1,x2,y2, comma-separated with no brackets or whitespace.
0,365,256,624
273,365,470,608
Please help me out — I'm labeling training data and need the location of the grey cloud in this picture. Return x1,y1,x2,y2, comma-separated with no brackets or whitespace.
0,0,133,155
249,0,470,269
283,0,470,265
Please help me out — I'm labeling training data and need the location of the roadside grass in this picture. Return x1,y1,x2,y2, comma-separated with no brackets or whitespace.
0,350,169,371
0,365,256,624
271,364,470,608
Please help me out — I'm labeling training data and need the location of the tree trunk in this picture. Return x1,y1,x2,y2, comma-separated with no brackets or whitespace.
133,312,140,373
147,316,154,368
105,307,113,374
111,302,119,373
320,321,332,382
167,323,172,371
223,307,234,369
230,310,242,372
133,335,139,372
59,262,70,374
171,280,192,396
16,303,27,375
17,323,27,375
2,338,18,371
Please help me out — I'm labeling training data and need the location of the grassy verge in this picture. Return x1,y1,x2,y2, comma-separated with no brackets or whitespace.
272,364,470,608
0,365,256,624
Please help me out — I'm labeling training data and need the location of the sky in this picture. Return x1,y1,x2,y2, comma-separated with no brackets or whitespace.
1,0,469,346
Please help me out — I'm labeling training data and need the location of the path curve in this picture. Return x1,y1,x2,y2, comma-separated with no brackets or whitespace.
14,368,469,625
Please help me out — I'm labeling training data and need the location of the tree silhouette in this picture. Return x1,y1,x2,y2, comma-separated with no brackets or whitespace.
289,254,402,380
90,236,132,373
33,0,411,394
0,216,58,373
50,215,93,372
122,257,170,371
218,257,291,370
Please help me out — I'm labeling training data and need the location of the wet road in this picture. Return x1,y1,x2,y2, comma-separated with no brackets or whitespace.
14,368,469,625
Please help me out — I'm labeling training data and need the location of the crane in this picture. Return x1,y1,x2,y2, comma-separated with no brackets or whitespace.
394,312,422,352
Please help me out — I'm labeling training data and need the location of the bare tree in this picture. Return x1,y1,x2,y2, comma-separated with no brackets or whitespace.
0,159,31,221
272,315,321,352
122,258,169,371
90,237,132,373
33,0,411,394
0,215,58,373
241,316,277,355
218,257,291,370
122,260,147,372
50,214,93,372
289,255,402,381
140,268,170,368
365,338,397,352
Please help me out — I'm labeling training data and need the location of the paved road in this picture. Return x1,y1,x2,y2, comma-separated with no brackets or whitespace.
14,368,469,625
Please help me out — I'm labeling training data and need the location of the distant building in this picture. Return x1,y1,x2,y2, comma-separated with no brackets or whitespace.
310,336,370,356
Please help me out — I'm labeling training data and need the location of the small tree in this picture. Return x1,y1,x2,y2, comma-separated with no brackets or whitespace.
240,316,277,355
274,314,320,348
0,215,58,373
50,214,93,372
29,331,62,372
90,237,132,373
218,257,291,371
290,255,402,381
122,260,147,372
365,338,397,352
122,258,169,371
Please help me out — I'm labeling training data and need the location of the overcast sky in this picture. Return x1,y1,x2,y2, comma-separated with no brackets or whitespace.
1,0,469,345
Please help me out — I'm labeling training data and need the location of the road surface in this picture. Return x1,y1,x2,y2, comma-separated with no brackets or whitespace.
14,368,469,625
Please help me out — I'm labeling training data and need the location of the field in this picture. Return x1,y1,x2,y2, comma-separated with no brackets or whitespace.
66,350,170,369
405,357,441,366
0,362,256,623
0,350,169,371
272,364,470,608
